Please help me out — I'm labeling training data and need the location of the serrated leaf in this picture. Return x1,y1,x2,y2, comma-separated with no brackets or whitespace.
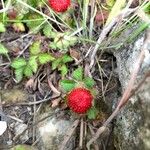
43,24,53,38
11,58,27,69
59,64,68,77
52,58,61,70
62,54,73,63
0,22,6,32
30,41,41,55
87,107,98,119
83,77,95,88
15,68,24,83
60,80,76,92
38,53,55,64
0,43,8,55
72,67,83,81
23,65,33,77
28,56,38,73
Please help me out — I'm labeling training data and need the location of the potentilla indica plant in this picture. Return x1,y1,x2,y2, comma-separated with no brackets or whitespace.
60,67,98,119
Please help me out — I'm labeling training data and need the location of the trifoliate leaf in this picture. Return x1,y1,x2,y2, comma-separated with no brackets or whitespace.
30,41,41,55
28,56,38,73
52,58,61,70
50,33,77,51
62,54,73,63
23,65,33,77
58,64,68,77
87,107,98,119
0,22,6,33
60,80,76,92
11,58,27,69
15,68,24,83
38,53,55,64
83,77,95,89
72,67,83,81
0,43,8,55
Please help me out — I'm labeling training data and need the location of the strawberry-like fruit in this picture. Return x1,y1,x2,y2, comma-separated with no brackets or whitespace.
48,0,70,12
67,88,93,114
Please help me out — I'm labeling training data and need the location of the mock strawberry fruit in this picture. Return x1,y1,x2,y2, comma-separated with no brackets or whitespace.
48,0,70,12
67,88,93,114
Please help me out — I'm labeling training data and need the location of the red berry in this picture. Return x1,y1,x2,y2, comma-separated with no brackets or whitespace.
48,0,70,12
67,88,93,114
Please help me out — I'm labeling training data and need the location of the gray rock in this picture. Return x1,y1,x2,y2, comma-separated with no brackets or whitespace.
113,32,150,150
37,111,75,150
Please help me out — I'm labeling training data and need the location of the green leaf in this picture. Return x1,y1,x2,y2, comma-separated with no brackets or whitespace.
15,68,24,83
0,43,8,55
62,54,73,63
72,67,83,81
38,53,55,64
0,22,6,32
23,65,33,77
60,80,76,92
28,56,38,73
11,58,27,69
83,77,95,89
30,41,41,55
87,107,98,119
43,24,53,38
59,64,68,77
52,58,61,70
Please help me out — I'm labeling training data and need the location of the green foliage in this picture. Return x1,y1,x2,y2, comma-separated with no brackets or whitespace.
28,56,38,73
11,58,27,69
52,54,73,77
72,67,83,81
29,41,41,55
58,64,68,77
25,13,44,31
38,53,55,64
0,43,8,56
83,77,95,89
0,22,6,32
49,32,78,51
43,24,55,38
87,107,98,119
60,66,95,92
60,80,76,92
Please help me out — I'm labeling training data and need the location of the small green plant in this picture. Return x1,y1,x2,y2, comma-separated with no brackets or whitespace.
52,54,73,77
11,41,54,82
60,67,98,119
49,32,78,51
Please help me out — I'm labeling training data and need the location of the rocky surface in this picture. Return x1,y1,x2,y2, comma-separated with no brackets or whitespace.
113,31,150,150
37,109,75,150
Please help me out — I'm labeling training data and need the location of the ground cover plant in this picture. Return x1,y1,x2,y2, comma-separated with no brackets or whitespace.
0,0,150,149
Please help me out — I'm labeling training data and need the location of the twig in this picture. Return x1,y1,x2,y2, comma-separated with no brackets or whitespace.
87,29,150,149
59,119,80,150
79,118,84,149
